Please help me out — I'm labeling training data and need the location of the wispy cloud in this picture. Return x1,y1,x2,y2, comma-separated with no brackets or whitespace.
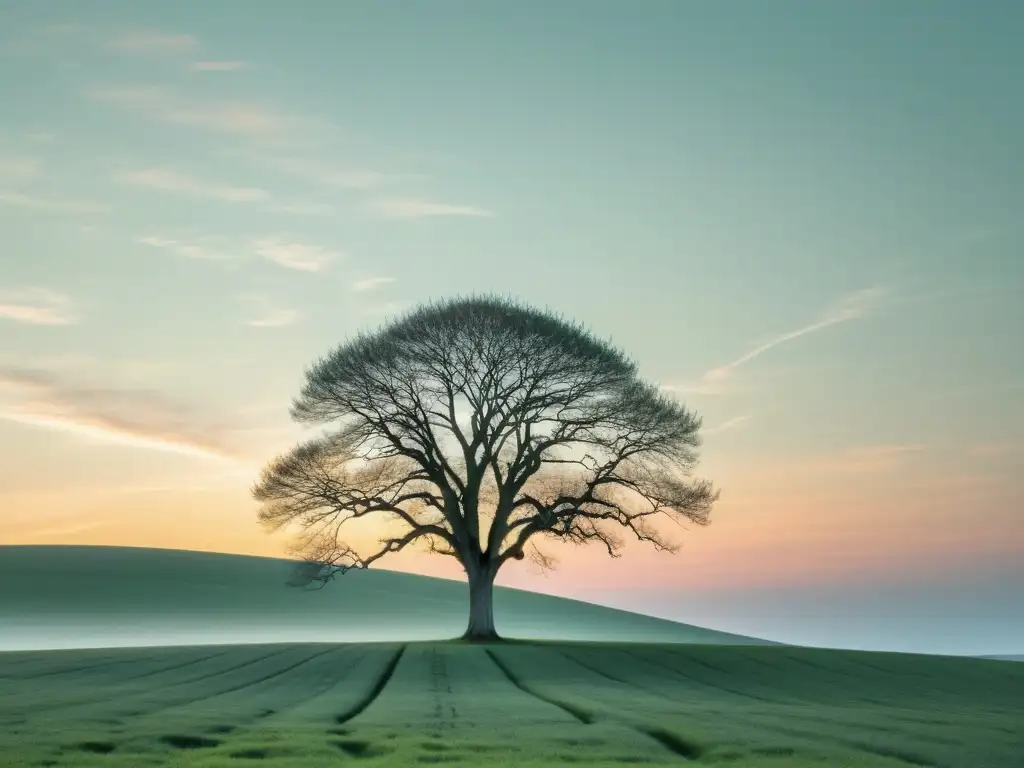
0,190,106,214
118,167,268,202
666,286,887,396
87,86,304,144
19,519,104,540
107,31,199,55
351,276,396,293
138,235,234,260
267,202,337,216
0,288,79,326
365,198,494,219
191,60,246,72
0,156,38,181
968,442,1022,459
0,367,242,462
237,294,303,328
253,238,338,272
226,149,394,190
810,443,927,476
247,309,301,328
746,443,928,484
704,415,751,435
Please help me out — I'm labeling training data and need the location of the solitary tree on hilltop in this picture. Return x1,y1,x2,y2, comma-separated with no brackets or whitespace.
252,296,718,640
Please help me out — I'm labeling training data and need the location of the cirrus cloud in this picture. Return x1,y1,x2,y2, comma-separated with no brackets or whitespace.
0,288,80,326
663,286,888,396
107,31,199,55
118,167,268,202
253,238,338,272
365,197,494,219
351,276,396,293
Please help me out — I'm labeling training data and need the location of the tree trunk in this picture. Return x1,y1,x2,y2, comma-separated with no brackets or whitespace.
462,566,499,641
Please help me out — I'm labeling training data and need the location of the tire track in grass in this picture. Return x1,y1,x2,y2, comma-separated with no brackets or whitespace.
722,647,895,709
483,648,593,724
754,722,940,767
1,647,239,718
130,645,345,723
665,649,1007,757
759,649,1020,717
643,651,962,745
333,644,407,726
622,649,962,762
17,646,297,721
595,649,951,762
0,646,195,682
554,648,696,707
261,649,369,724
489,647,704,761
618,647,782,705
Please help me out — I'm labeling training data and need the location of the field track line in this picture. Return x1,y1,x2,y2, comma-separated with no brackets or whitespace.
489,648,705,760
616,647,781,705
134,645,346,718
750,721,940,767
574,648,955,763
0,648,231,698
483,648,592,724
258,649,370,723
718,647,893,708
553,648,688,706
333,644,406,726
0,648,197,681
11,646,297,720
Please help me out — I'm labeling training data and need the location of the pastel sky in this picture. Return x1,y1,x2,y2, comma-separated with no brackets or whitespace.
1,1,1022,655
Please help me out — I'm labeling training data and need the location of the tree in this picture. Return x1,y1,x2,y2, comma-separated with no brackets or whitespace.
252,296,718,641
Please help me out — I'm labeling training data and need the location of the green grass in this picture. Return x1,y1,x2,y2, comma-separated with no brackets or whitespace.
0,641,1021,767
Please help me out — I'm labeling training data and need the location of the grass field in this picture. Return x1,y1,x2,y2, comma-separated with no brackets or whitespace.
0,640,1021,768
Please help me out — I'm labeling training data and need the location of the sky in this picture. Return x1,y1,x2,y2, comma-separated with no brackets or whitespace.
1,0,1022,656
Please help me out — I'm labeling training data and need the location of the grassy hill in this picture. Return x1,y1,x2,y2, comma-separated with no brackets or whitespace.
0,545,768,650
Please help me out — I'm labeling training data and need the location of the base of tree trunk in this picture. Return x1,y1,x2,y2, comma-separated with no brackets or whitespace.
459,629,502,643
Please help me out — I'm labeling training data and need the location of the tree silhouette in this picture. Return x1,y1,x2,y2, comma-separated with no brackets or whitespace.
252,296,718,640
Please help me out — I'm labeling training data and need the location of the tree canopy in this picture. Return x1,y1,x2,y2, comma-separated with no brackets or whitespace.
252,295,718,639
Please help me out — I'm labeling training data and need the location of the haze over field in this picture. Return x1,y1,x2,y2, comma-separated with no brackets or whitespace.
0,545,770,651
1,1,1022,656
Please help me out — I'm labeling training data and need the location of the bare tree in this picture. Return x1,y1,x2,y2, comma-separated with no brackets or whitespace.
252,296,718,640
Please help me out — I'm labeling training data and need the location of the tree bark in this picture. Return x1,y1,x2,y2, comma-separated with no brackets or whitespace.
462,565,499,641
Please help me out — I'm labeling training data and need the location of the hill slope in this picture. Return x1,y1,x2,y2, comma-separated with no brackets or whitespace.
0,545,770,650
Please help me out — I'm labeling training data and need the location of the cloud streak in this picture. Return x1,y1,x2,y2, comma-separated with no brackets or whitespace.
365,198,494,219
118,167,268,202
227,150,392,190
0,157,39,181
0,288,79,325
253,238,338,272
138,235,234,260
704,415,751,435
666,286,887,396
0,190,105,214
351,276,396,293
191,60,246,72
87,86,302,144
107,31,199,55
0,367,243,462
247,309,301,328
